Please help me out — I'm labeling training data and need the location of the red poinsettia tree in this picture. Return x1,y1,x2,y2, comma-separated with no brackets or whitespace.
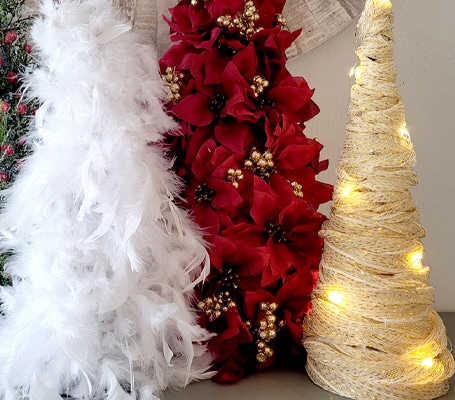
160,0,332,382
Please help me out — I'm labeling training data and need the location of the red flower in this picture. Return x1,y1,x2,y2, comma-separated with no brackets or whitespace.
267,116,332,206
4,30,18,45
1,143,14,156
186,139,245,240
225,174,326,286
1,101,10,113
0,171,9,182
17,103,28,115
6,72,17,84
164,3,214,43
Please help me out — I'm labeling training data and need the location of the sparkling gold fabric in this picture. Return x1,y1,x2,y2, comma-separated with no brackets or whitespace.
302,1,455,399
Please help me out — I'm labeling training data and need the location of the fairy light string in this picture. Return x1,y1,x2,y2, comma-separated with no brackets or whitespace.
302,0,454,399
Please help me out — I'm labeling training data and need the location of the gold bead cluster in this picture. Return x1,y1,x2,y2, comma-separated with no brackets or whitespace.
291,181,303,198
256,302,278,363
250,75,269,98
227,168,244,188
161,66,184,103
198,291,236,322
244,148,275,179
198,267,239,322
217,1,261,39
273,13,288,29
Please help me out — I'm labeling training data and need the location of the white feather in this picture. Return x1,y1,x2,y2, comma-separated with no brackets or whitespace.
0,0,213,398
29,376,62,400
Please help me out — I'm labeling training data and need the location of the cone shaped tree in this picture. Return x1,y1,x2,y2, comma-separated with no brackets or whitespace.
302,0,454,399
0,0,212,397
159,0,332,382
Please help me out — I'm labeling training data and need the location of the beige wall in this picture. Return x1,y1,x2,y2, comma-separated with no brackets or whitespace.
288,0,455,311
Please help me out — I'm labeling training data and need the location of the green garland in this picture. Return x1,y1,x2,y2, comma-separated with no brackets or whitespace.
1,0,37,285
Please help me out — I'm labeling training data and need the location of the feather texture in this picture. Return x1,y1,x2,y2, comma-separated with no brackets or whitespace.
0,0,213,398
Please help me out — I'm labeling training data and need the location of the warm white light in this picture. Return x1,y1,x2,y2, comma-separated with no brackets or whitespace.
411,252,423,263
377,0,391,5
400,127,410,139
341,183,356,197
328,291,344,305
354,66,362,80
349,66,355,77
409,251,423,270
421,357,434,368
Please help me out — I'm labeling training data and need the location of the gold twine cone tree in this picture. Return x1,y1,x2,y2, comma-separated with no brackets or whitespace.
302,0,455,399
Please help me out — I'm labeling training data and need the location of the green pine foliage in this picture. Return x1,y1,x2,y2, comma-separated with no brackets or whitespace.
1,0,37,285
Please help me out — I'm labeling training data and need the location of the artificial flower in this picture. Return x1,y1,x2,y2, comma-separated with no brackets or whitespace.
160,0,333,382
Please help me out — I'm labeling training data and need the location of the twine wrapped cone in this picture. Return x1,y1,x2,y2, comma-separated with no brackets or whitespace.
302,0,455,399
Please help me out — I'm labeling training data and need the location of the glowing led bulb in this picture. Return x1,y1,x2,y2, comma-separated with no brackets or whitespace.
412,252,423,263
377,0,391,5
349,66,355,77
400,127,410,140
421,357,434,368
354,66,362,80
409,251,423,270
341,183,356,197
328,291,344,305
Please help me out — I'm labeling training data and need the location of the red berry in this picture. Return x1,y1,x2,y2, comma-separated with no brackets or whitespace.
17,103,27,115
4,30,18,45
0,56,3,66
6,72,18,84
1,144,14,156
24,44,32,53
1,101,10,113
0,171,9,182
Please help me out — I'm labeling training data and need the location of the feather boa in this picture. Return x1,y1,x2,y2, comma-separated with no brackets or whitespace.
0,0,213,398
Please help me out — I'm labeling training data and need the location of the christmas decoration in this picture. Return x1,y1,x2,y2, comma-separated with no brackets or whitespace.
0,0,213,398
160,0,332,382
302,0,455,399
1,0,37,285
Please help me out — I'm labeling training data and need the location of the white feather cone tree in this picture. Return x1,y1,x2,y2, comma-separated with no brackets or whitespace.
0,0,213,398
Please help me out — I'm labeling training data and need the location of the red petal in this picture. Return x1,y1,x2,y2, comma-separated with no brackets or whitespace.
172,93,213,126
244,290,275,320
209,235,237,270
269,241,292,277
276,268,313,314
232,43,257,79
204,48,229,85
160,41,200,71
193,203,220,240
192,139,217,180
210,178,243,209
250,176,279,226
185,126,212,166
235,246,268,276
214,120,252,153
